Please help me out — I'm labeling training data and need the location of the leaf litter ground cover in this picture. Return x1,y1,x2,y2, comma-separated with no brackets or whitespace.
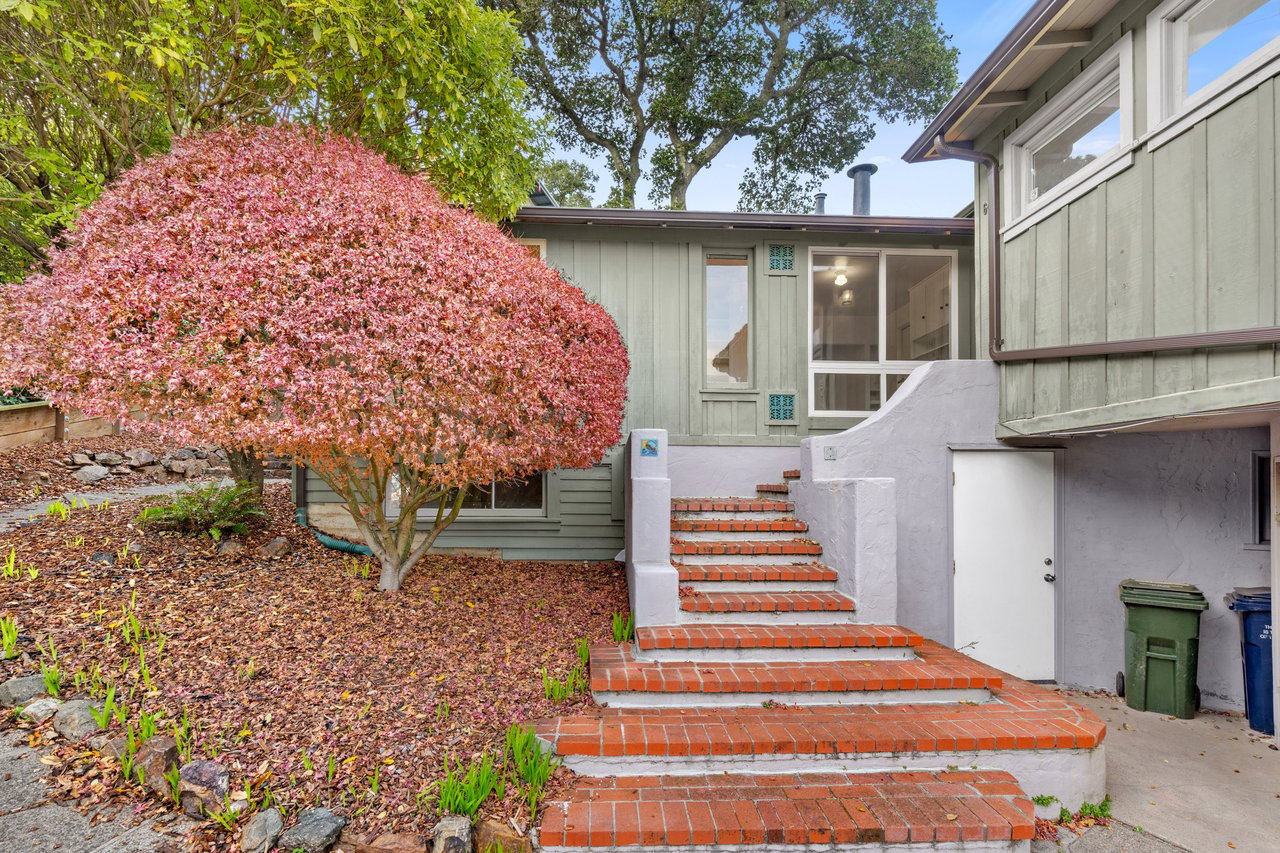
0,484,626,846
0,434,178,506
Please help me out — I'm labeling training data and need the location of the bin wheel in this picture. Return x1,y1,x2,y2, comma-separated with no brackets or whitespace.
1116,671,1125,698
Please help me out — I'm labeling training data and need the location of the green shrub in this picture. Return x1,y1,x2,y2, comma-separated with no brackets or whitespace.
137,482,264,539
0,388,40,406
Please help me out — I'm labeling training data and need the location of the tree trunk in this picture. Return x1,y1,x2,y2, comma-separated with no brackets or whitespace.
226,447,265,496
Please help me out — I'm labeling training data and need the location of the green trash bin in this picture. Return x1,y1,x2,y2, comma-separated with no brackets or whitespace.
1119,579,1208,719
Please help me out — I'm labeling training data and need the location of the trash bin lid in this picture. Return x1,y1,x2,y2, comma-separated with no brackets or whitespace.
1119,579,1209,610
1227,587,1271,612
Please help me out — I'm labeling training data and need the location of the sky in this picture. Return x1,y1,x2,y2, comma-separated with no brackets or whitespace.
554,0,1039,217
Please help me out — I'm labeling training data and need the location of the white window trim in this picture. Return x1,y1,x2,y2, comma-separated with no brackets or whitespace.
1147,0,1280,150
805,246,959,419
386,474,548,519
1003,33,1134,232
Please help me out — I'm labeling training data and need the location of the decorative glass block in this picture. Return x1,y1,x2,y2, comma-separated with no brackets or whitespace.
768,393,796,422
768,244,795,271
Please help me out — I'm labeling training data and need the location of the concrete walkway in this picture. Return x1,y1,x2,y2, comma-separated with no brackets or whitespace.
0,734,189,852
1066,692,1278,852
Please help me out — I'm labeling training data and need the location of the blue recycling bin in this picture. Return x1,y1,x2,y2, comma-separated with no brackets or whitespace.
1226,588,1273,736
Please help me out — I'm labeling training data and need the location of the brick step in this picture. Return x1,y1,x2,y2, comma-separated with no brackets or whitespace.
534,672,1105,774
756,482,791,495
677,563,836,583
671,539,822,566
538,770,1034,850
634,623,922,662
678,591,856,626
782,468,801,480
672,518,808,535
589,641,999,707
671,498,795,521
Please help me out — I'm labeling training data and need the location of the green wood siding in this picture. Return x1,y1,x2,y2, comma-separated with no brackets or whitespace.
972,0,1280,435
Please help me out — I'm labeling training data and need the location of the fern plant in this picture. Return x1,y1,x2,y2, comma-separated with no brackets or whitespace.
136,482,265,539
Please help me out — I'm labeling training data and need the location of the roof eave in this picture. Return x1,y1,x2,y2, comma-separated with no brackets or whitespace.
512,206,974,237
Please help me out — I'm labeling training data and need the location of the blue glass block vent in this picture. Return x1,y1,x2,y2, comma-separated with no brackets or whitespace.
768,393,796,422
768,244,795,271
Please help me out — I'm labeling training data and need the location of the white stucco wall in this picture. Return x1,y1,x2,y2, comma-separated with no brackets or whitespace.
668,445,801,497
791,360,1269,710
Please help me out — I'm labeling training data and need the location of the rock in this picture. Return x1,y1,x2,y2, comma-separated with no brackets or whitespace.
278,807,347,853
474,819,531,853
240,808,284,853
52,699,103,742
369,832,428,853
430,816,471,853
162,449,195,464
123,448,159,467
216,540,244,556
18,470,50,485
178,759,230,818
258,537,292,558
93,451,126,467
73,465,110,483
70,452,94,465
207,466,232,477
0,674,47,707
110,465,133,475
88,733,130,759
135,735,180,798
19,696,61,723
90,552,116,565
140,465,167,480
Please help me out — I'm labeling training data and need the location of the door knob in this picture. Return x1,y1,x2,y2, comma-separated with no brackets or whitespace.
1043,573,1057,583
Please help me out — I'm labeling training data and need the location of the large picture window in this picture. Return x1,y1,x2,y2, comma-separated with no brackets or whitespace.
1005,34,1133,224
705,253,751,385
391,474,546,518
809,249,956,417
1149,0,1280,128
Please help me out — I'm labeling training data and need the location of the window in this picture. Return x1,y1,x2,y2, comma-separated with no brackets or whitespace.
1150,0,1280,126
454,476,544,514
515,237,547,259
705,253,751,385
809,249,956,417
1005,34,1133,222
1251,451,1272,547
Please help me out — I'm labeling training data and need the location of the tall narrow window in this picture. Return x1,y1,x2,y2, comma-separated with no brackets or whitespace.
705,254,751,385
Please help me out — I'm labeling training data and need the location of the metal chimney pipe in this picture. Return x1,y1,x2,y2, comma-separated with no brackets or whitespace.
847,163,878,215
813,192,827,214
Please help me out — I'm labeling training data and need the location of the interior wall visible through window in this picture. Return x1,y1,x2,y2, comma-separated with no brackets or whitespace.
705,254,751,385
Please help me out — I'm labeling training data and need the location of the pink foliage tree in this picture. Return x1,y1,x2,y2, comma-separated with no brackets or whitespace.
0,124,629,591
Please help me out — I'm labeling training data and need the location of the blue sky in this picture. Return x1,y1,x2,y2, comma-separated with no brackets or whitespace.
555,0,1038,216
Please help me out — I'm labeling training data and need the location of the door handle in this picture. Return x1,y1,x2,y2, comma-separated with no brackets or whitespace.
1043,573,1057,583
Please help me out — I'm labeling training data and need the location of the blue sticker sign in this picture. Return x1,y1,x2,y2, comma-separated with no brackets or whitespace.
640,438,659,457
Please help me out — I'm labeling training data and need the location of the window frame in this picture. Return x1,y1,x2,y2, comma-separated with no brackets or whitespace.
1003,33,1134,229
1147,0,1280,143
386,473,549,520
702,249,755,390
515,237,548,259
805,246,959,419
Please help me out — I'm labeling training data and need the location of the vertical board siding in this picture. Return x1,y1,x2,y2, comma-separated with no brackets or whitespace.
996,78,1280,427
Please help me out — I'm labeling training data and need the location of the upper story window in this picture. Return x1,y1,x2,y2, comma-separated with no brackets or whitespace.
1005,34,1133,222
1149,0,1280,126
705,253,751,386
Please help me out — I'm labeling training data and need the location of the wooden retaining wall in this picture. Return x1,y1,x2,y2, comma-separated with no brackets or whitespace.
0,401,120,451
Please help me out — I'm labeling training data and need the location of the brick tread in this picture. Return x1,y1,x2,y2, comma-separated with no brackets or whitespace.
675,563,836,583
671,518,809,533
636,624,923,651
535,665,1106,758
671,498,794,513
539,770,1035,847
782,469,801,480
680,591,854,613
589,640,1000,694
671,538,821,556
756,483,791,494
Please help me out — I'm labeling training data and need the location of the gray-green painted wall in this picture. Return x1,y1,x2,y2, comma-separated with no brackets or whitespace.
973,0,1280,435
304,222,972,559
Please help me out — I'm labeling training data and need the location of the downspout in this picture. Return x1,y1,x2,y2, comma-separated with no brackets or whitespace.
932,135,1002,359
292,461,374,556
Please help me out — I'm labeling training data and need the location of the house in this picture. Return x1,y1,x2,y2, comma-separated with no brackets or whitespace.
299,0,1279,731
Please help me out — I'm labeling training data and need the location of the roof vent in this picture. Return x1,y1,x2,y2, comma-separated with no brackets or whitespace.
847,163,878,216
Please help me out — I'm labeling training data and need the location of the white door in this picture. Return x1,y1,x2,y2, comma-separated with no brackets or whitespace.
952,450,1056,681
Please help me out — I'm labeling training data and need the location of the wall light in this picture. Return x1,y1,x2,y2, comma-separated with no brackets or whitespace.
839,289,854,306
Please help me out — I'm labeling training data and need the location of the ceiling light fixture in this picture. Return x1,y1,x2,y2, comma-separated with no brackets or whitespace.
834,273,848,287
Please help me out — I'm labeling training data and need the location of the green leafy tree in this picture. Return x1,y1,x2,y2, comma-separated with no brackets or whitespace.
0,0,542,279
501,0,957,211
540,158,598,206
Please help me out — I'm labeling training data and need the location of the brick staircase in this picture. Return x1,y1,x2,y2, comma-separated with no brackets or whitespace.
535,473,1105,852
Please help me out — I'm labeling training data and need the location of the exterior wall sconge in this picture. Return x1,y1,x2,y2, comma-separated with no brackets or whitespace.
839,289,854,306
